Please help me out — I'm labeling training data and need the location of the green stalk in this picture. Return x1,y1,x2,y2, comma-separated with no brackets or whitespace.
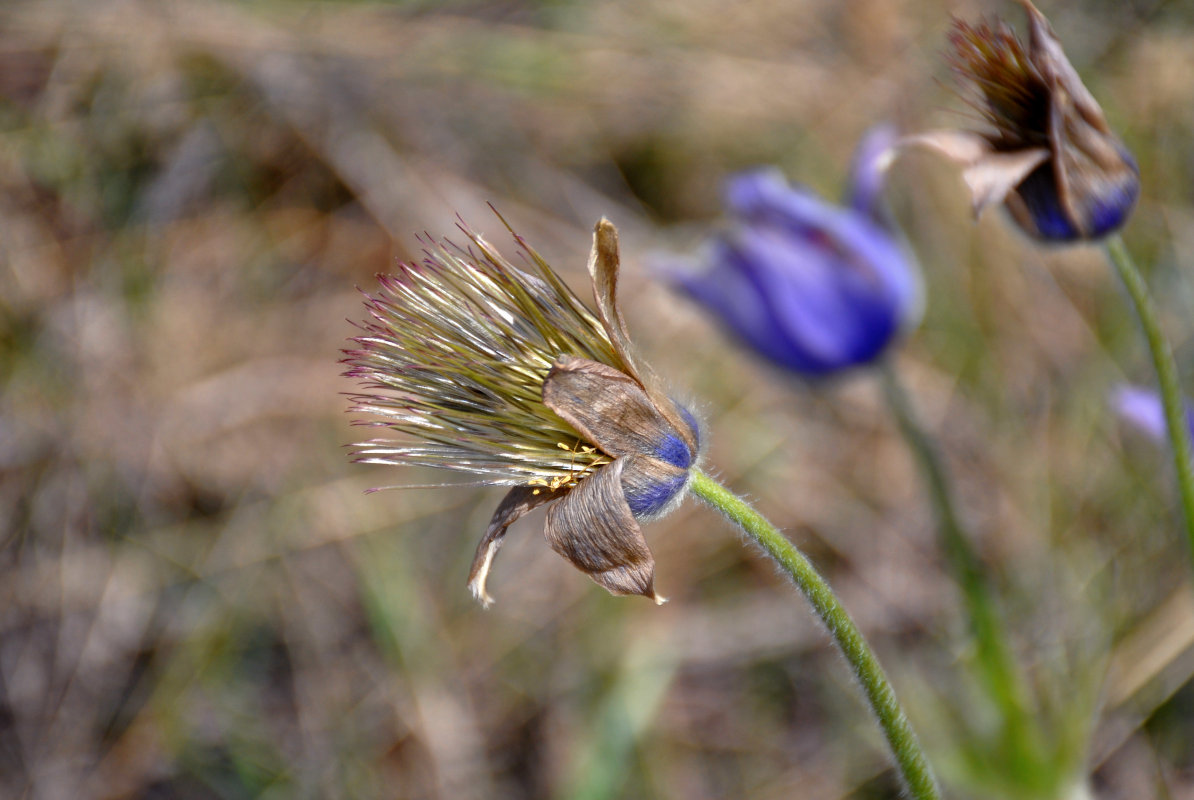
1106,235,1194,570
878,360,1036,761
688,469,941,800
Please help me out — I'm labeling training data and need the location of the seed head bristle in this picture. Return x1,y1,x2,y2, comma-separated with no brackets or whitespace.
948,17,1050,147
344,225,624,485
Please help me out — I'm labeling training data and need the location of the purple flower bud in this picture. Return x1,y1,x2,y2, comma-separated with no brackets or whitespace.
664,138,919,377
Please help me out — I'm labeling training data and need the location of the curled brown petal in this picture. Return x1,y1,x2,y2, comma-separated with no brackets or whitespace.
468,485,558,607
1038,32,1136,239
588,219,641,381
543,457,664,602
587,220,698,454
1021,0,1103,119
964,149,1052,216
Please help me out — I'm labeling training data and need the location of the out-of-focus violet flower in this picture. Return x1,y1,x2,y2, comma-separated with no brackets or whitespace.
663,126,920,377
1112,385,1194,443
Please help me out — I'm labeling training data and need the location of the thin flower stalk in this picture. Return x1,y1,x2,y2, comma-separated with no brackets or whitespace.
688,469,942,800
878,360,1038,761
1105,235,1194,573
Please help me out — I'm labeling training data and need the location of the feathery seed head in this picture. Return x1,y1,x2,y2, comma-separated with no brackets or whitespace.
344,225,619,486
344,218,700,607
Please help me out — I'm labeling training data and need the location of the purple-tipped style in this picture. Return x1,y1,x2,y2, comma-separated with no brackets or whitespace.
665,127,920,377
1112,385,1194,443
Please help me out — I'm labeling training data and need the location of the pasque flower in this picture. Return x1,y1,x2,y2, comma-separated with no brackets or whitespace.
344,218,943,800
663,126,920,377
912,0,1138,241
344,218,699,606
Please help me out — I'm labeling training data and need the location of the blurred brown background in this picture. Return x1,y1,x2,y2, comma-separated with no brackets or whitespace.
3,0,1194,797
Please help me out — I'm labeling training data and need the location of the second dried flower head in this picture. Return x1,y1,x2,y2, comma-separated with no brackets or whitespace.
915,0,1139,241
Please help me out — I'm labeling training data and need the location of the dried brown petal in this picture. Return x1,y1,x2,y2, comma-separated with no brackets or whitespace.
904,130,1049,215
1021,0,1101,118
468,485,558,607
588,219,639,378
1023,1,1138,240
543,456,664,602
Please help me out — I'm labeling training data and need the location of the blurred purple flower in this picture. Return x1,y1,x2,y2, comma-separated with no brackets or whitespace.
663,127,920,377
1112,385,1194,443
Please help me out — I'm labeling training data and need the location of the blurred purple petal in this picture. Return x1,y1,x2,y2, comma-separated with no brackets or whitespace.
724,166,919,323
846,124,898,221
1112,385,1194,443
665,132,919,378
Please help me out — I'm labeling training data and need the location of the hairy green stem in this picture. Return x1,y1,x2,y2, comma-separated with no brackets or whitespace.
688,469,941,800
1107,235,1194,571
878,361,1035,756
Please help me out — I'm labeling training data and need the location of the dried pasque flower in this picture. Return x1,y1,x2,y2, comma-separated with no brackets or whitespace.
912,0,1138,241
661,126,920,377
344,218,699,606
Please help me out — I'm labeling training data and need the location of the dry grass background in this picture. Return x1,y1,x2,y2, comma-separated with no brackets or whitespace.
3,0,1194,797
